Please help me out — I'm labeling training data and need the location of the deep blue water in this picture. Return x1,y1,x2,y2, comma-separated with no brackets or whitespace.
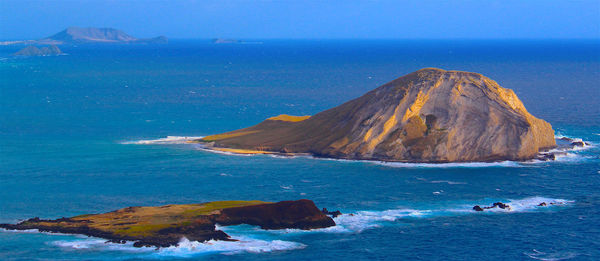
0,40,599,260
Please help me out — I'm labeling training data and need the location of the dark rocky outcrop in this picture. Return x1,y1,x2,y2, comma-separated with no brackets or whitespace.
13,45,62,56
321,208,342,218
214,199,336,229
198,68,556,162
535,153,556,161
0,199,334,248
473,202,511,211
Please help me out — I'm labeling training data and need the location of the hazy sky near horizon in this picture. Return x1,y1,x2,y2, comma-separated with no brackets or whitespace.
1,0,599,40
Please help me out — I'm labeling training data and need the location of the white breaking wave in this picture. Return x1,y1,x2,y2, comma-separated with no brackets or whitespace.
53,238,148,253
0,228,40,233
496,196,573,212
52,236,305,257
265,196,574,235
376,160,522,168
122,136,204,145
157,237,305,257
1,228,73,236
310,155,524,168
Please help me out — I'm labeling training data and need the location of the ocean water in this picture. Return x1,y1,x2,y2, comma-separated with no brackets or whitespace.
0,39,599,260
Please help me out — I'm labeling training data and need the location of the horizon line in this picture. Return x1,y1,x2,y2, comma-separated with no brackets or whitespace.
2,37,600,42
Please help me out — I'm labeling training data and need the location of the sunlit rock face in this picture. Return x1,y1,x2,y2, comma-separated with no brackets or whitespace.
201,68,556,162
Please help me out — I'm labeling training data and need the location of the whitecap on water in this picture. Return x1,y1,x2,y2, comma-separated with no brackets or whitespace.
416,177,467,185
524,249,578,261
280,185,294,190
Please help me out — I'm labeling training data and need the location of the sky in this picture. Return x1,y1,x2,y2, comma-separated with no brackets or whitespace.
1,0,599,40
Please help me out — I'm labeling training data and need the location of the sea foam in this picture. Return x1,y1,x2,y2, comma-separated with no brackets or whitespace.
52,236,305,257
263,196,574,235
157,237,305,257
122,136,204,145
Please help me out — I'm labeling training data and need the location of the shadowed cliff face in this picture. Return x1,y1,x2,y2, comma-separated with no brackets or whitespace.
201,68,556,162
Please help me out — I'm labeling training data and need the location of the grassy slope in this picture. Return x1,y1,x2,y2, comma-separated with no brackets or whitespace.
25,201,268,237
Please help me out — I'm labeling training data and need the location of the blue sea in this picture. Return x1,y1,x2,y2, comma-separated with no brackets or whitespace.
1,40,599,260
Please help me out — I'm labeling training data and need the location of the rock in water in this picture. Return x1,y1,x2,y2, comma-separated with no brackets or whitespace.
200,68,556,162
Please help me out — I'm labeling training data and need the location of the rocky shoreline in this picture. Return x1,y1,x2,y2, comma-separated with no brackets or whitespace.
535,136,591,161
198,134,589,164
0,199,335,248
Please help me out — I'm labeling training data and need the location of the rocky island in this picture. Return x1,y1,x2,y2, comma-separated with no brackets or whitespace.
0,199,335,248
197,68,556,162
13,45,62,56
2,27,167,45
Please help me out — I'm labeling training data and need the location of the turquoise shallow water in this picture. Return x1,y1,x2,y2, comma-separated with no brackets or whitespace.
0,40,599,260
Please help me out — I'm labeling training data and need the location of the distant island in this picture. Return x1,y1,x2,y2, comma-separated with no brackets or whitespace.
0,199,335,248
197,68,557,162
13,45,62,56
212,38,241,44
1,27,167,45
212,38,263,44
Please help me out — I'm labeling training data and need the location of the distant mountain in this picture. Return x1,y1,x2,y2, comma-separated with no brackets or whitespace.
13,45,62,56
37,27,168,44
1,27,167,45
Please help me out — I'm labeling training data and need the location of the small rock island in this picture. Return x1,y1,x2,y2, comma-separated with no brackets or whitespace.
0,199,335,248
13,45,62,56
197,68,556,162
